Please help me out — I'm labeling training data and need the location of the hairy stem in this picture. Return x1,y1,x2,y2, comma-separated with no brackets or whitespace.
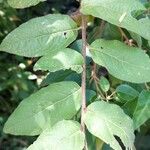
81,13,88,150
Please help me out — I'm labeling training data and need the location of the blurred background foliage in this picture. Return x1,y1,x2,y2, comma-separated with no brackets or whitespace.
0,0,150,149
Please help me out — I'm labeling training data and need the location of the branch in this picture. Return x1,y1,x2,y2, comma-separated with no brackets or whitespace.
80,12,88,150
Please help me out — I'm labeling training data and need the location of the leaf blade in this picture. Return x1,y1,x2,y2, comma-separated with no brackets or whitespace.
99,76,110,92
7,0,45,8
27,120,85,150
0,14,78,57
34,48,84,73
133,90,150,129
90,39,150,83
81,0,150,40
84,101,135,150
3,81,82,135
116,84,139,103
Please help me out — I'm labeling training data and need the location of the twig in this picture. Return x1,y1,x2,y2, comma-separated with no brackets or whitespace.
90,63,105,99
118,27,129,42
118,27,136,46
106,91,116,101
94,79,106,99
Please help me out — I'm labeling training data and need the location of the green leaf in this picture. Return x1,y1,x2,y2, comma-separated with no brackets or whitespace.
27,120,85,150
122,99,138,118
86,90,96,103
7,0,45,8
3,81,81,135
133,90,150,129
71,39,92,64
65,72,81,84
90,39,150,83
102,23,121,41
41,70,73,86
116,84,139,103
84,101,135,150
0,14,78,57
86,131,97,150
81,0,150,40
99,76,110,92
34,48,83,73
41,70,81,86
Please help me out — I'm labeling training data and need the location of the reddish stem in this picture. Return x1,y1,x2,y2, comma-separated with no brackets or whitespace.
81,13,88,150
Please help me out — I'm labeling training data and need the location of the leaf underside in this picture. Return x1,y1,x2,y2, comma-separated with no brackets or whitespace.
84,101,135,150
0,14,78,57
34,48,84,73
3,81,82,136
81,0,150,40
27,120,85,150
133,90,150,129
90,39,150,83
